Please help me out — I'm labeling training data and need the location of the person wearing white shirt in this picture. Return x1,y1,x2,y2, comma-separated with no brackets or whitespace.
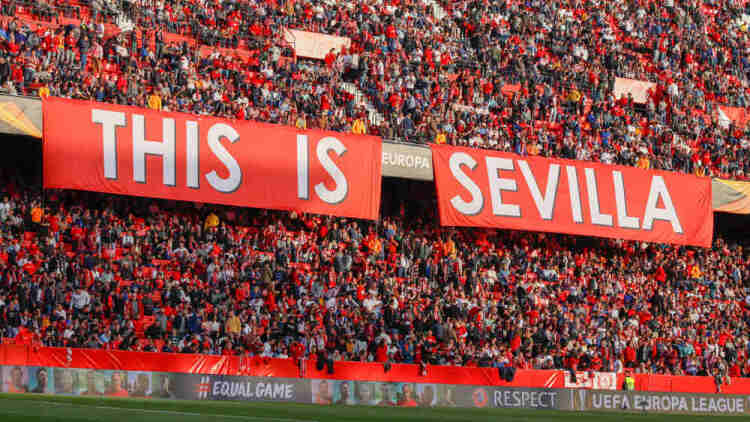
375,330,391,346
63,326,75,339
363,293,382,314
71,288,90,311
0,197,10,221
262,341,273,357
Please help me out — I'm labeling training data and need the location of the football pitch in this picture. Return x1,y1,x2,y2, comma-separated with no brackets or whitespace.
0,393,733,421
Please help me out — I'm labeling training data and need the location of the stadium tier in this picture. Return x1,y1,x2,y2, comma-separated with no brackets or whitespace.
0,0,748,179
0,0,749,396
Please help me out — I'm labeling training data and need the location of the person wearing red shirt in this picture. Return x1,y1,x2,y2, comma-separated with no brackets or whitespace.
624,344,637,367
398,384,418,407
375,339,389,363
324,49,337,68
106,372,129,397
5,366,28,393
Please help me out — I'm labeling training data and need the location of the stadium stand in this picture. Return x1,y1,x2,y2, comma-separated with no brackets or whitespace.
0,162,748,380
0,0,748,388
0,0,747,179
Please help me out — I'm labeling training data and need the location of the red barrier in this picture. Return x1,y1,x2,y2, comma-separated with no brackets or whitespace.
635,373,750,395
2,345,749,394
303,359,562,388
1,345,562,387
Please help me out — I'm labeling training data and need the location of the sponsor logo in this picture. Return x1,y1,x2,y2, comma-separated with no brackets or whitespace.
578,389,587,411
587,392,750,414
196,376,211,399
472,388,489,408
205,379,296,401
493,389,559,409
382,151,431,170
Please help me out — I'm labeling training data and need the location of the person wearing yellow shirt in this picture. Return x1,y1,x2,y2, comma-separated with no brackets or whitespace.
148,93,162,110
435,133,447,144
372,238,382,255
690,265,702,280
352,118,366,135
30,203,44,234
443,238,456,258
38,85,50,98
225,312,241,337
295,115,307,129
204,212,219,229
367,237,382,258
636,155,650,169
567,89,582,104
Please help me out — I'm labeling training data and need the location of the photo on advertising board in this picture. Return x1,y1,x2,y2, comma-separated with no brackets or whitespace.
127,371,152,398
76,369,105,396
101,370,129,397
353,381,377,406
2,365,29,393
28,367,53,394
52,368,75,395
151,372,178,399
330,380,355,405
52,368,106,395
311,379,333,405
371,382,413,407
313,380,455,408
415,384,439,407
373,382,399,406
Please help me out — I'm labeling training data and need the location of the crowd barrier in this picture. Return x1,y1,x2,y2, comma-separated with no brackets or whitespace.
2,362,750,416
2,345,750,415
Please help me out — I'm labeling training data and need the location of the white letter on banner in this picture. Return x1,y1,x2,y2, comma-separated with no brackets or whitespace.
612,171,639,229
132,114,176,186
584,168,613,226
205,123,242,193
314,137,348,204
518,160,559,220
186,121,199,189
566,166,584,223
448,152,483,215
297,134,309,200
486,157,520,217
642,175,683,233
92,109,126,180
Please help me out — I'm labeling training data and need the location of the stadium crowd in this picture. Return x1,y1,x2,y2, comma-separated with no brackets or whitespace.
0,0,748,179
0,174,748,381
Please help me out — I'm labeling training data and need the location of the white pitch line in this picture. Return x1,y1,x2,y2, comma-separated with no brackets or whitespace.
0,399,317,422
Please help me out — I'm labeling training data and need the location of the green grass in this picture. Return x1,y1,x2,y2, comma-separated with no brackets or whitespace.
0,392,733,421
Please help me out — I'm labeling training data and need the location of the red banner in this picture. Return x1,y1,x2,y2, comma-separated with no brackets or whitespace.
43,98,382,220
431,145,713,247
4,345,750,394
613,77,655,104
718,105,750,129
